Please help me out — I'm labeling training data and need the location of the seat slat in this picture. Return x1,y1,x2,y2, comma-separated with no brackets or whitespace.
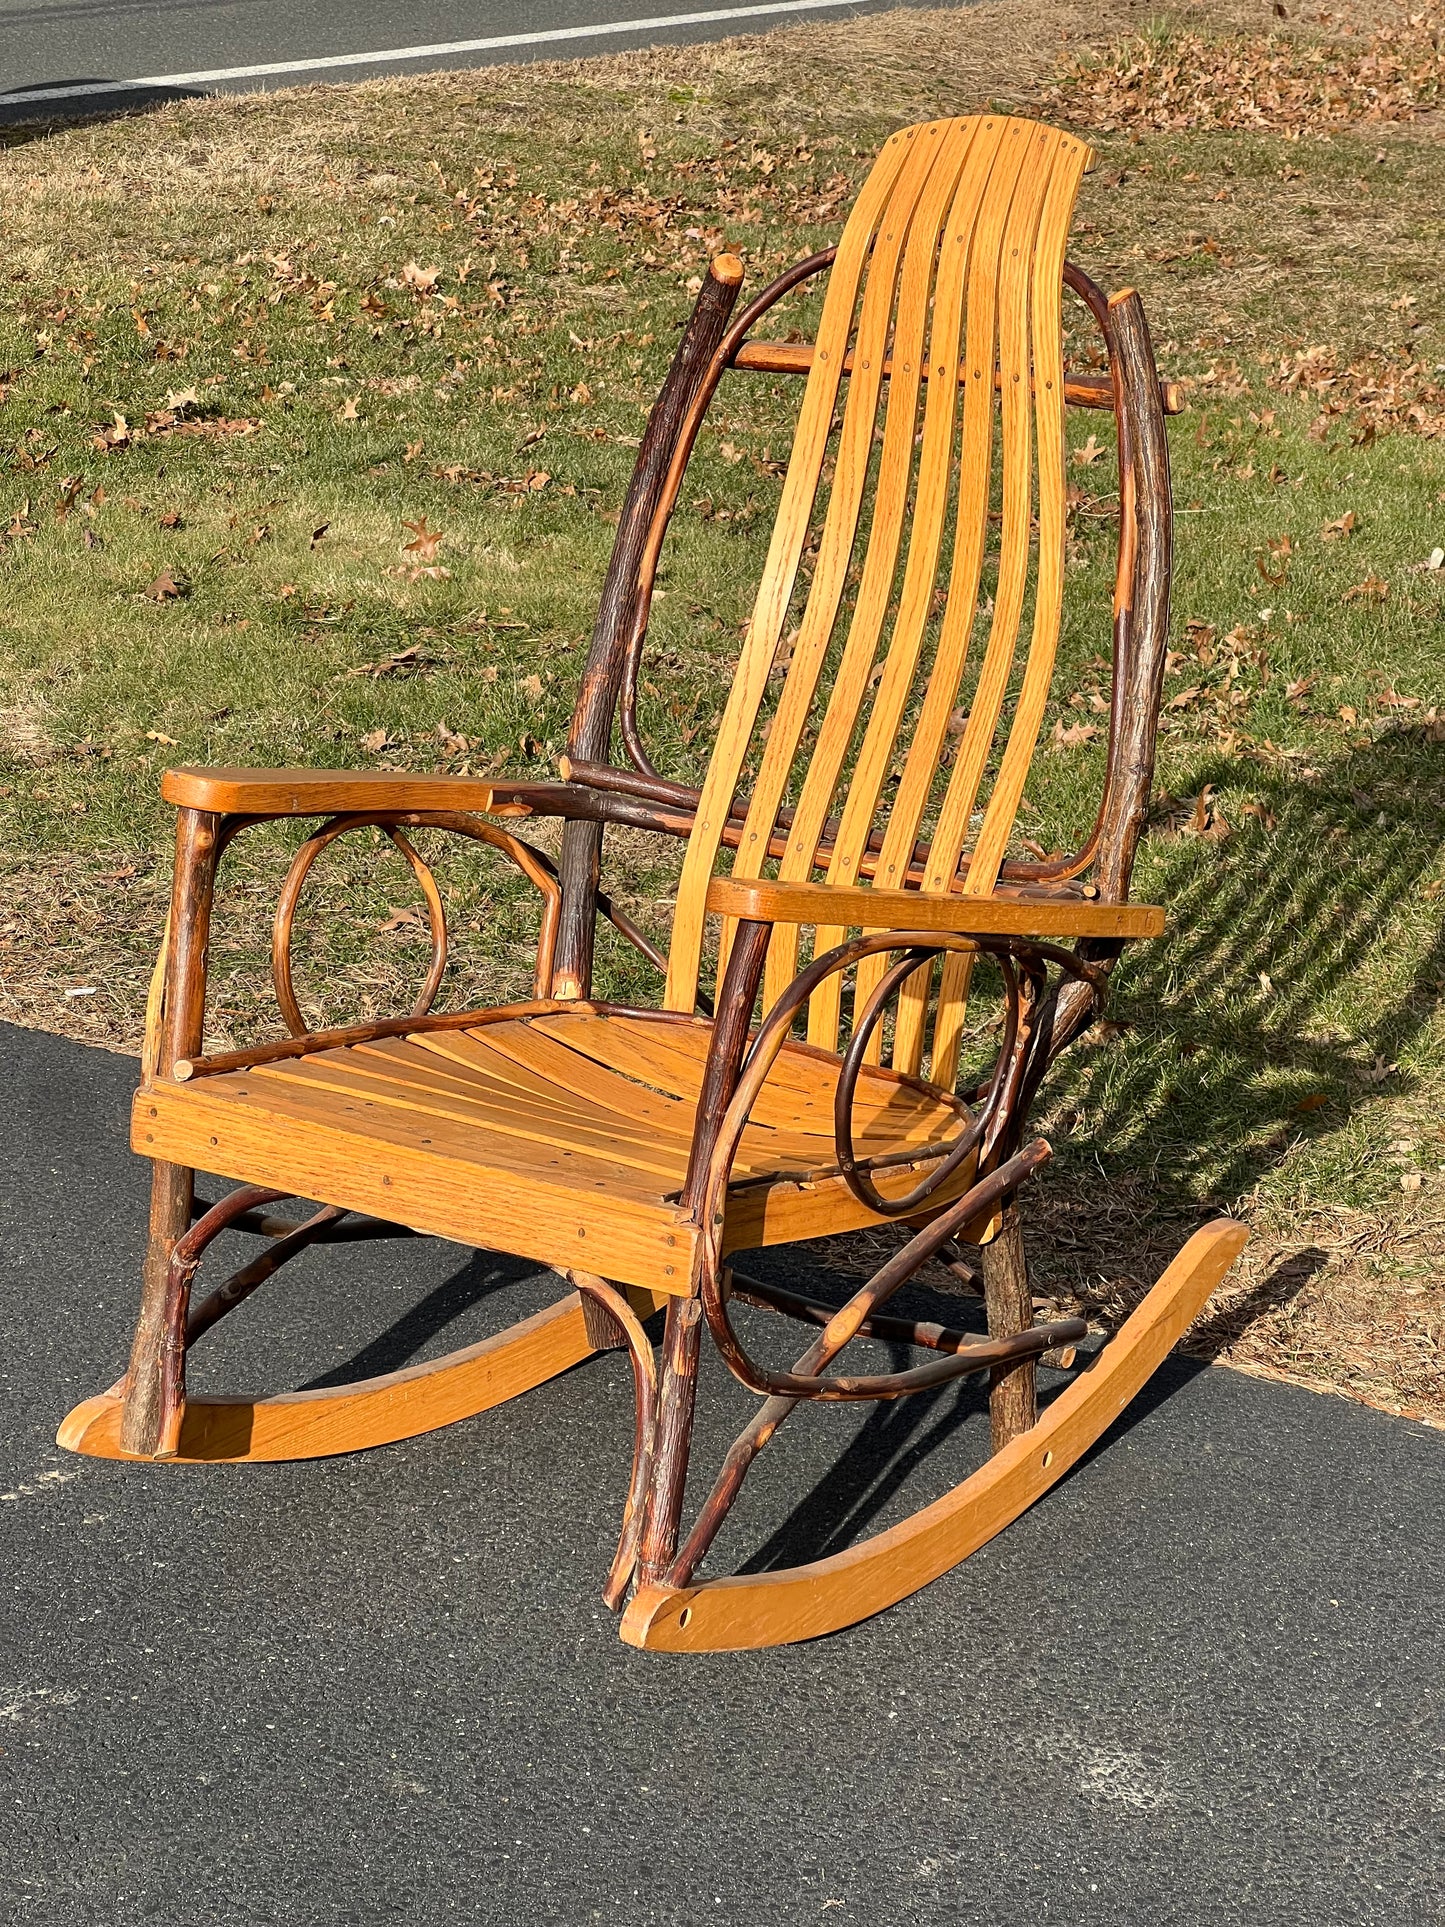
437,1024,701,1136
452,1024,873,1171
252,1057,696,1182
530,1012,957,1146
405,1029,827,1177
144,1062,669,1200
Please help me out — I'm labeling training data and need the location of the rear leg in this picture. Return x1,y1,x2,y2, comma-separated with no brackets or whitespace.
981,1201,1036,1452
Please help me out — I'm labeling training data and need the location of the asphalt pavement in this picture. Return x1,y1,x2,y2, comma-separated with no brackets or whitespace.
1,1016,1441,1925
0,0,957,122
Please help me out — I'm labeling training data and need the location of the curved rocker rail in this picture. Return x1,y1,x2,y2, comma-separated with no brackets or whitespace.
57,1290,648,1464
620,1219,1247,1652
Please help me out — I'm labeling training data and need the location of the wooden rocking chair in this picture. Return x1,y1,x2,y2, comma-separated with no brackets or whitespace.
60,114,1247,1651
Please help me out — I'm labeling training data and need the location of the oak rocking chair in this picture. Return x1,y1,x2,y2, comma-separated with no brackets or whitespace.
61,114,1247,1650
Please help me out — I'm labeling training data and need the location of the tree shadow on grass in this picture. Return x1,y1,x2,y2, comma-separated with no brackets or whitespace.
1029,718,1445,1300
0,85,208,134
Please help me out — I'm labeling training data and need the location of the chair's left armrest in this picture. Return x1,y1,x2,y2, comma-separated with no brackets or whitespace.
706,875,1164,941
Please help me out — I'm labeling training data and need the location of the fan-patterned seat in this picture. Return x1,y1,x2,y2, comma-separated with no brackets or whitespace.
133,1009,975,1288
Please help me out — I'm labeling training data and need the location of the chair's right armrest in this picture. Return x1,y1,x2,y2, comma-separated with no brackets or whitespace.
707,875,1164,941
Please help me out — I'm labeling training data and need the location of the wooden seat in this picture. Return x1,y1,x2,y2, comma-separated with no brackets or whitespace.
61,111,1247,1651
134,1011,974,1290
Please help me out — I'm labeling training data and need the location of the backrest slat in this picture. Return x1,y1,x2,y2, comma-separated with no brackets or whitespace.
662,126,916,1014
757,117,988,1018
821,117,1037,1062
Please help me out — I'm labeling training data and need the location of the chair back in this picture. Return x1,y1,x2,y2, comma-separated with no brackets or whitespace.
662,116,1102,1080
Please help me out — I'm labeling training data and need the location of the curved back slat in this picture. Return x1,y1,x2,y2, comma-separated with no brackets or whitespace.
662,114,1096,1081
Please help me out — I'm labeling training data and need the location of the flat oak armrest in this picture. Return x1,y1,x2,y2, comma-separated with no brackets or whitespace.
706,875,1164,941
153,765,679,827
161,766,515,816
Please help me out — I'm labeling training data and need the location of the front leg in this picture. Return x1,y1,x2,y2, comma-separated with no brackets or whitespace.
635,918,772,1583
122,807,221,1456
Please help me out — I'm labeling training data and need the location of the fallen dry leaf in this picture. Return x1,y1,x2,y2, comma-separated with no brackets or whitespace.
145,729,179,745
1184,784,1230,839
1072,434,1105,467
401,516,445,560
1343,573,1389,603
145,568,186,600
1321,510,1356,541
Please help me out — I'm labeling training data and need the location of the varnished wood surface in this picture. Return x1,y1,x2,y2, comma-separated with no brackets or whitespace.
60,1287,665,1463
160,767,507,816
662,115,1101,1076
619,1219,1248,1651
705,875,1164,939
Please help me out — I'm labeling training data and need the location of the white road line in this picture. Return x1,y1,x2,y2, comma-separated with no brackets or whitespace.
0,0,871,106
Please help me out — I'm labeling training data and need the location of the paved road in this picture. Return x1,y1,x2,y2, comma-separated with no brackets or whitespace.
0,0,946,121
1,1018,1441,1924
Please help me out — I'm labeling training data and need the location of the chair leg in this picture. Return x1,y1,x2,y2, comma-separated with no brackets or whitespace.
120,1159,195,1457
636,1294,703,1584
982,1200,1036,1453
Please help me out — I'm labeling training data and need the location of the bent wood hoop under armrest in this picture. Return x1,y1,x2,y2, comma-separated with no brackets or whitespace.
705,875,1164,941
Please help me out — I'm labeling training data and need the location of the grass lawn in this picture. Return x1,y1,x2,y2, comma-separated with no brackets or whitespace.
1,0,1442,1421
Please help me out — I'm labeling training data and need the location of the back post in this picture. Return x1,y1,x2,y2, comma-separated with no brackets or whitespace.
549,253,746,999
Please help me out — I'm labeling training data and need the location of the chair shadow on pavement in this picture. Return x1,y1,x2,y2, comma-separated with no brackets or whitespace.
297,1249,551,1391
